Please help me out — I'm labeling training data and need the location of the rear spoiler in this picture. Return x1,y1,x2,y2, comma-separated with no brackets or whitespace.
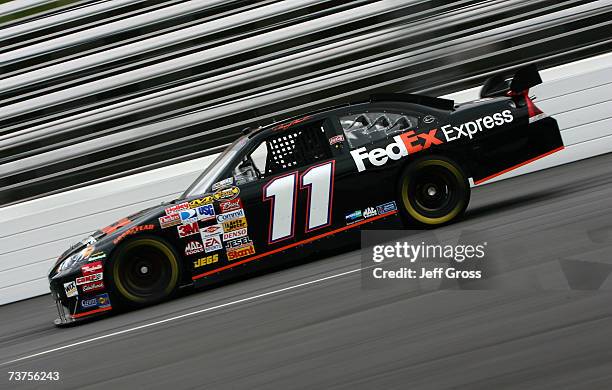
480,64,542,98
370,93,455,111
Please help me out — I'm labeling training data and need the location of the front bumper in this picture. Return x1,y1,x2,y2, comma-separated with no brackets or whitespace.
49,267,113,327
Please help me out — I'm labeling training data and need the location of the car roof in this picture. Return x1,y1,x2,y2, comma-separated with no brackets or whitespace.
249,93,455,139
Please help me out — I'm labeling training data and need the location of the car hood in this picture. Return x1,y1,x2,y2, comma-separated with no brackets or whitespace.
53,200,174,268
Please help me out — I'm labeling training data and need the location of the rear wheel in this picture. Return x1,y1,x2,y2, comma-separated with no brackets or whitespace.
109,236,181,307
398,156,470,226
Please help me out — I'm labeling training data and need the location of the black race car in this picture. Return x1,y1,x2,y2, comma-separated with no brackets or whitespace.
48,65,563,325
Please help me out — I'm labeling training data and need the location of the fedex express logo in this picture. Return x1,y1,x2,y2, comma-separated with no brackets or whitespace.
351,110,513,172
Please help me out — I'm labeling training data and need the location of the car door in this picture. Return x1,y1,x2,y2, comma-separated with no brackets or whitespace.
218,116,343,264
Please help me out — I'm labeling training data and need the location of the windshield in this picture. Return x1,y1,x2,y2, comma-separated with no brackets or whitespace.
181,136,249,198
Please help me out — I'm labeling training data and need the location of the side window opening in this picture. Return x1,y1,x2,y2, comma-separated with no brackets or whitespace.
233,121,332,185
340,112,420,149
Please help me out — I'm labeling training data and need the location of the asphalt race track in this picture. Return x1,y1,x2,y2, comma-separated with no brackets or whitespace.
1,153,612,390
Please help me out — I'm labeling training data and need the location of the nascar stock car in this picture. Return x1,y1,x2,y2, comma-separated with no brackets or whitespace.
49,65,563,325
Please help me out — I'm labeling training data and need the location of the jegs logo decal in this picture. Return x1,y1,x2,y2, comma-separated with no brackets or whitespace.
193,254,219,268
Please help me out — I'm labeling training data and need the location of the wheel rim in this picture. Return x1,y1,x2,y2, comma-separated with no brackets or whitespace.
113,239,179,303
401,160,466,225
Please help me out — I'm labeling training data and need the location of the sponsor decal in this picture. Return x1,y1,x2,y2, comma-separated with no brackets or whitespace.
203,235,223,253
200,224,224,238
273,116,311,131
64,281,78,298
82,281,104,293
219,198,243,213
345,210,363,225
423,115,436,124
83,236,97,245
89,252,106,261
350,130,443,172
363,207,378,219
178,221,199,238
441,110,513,142
213,186,240,201
376,201,397,215
165,202,190,216
80,293,111,310
226,236,251,249
76,272,103,286
189,195,214,208
179,209,198,223
212,177,234,192
101,217,131,235
329,134,345,145
350,111,514,172
82,245,95,260
216,208,245,223
159,213,181,229
222,217,248,232
81,261,103,275
113,224,155,244
227,243,256,261
196,204,216,221
185,241,204,256
193,254,219,268
222,228,247,241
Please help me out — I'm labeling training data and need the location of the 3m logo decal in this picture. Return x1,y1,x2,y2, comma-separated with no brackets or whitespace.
177,221,199,238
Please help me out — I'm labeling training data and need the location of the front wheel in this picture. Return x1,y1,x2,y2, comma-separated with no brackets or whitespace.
108,236,181,307
398,156,470,227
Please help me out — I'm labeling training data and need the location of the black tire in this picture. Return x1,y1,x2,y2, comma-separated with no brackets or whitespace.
398,155,470,227
107,236,181,307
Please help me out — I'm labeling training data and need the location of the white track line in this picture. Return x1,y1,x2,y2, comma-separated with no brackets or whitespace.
0,267,364,367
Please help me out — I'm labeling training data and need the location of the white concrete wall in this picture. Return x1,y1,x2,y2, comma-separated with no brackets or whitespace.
1,52,611,305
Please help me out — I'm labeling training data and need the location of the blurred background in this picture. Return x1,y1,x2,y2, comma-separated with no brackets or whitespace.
1,0,611,303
